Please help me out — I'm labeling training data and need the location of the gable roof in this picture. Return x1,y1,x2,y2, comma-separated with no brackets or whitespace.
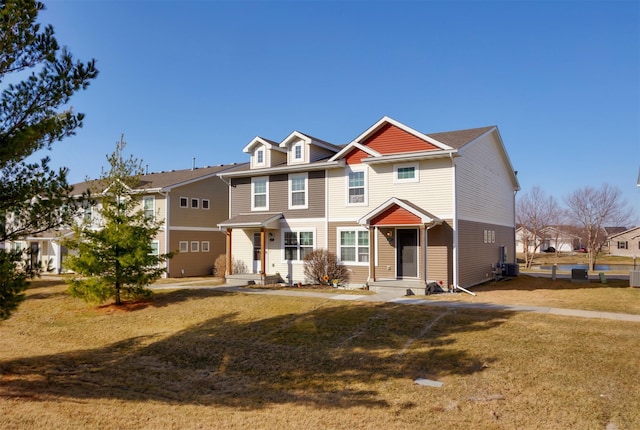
71,163,247,196
608,226,640,240
279,131,342,152
358,197,443,227
242,136,285,154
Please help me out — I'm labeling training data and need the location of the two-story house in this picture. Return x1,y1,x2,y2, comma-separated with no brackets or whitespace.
15,164,244,277
218,116,520,293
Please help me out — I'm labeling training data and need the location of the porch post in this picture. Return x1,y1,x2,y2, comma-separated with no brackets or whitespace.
369,226,376,282
422,225,428,286
226,228,232,275
260,228,266,280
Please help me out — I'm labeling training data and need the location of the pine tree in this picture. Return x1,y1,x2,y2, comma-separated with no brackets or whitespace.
0,0,98,319
63,136,173,305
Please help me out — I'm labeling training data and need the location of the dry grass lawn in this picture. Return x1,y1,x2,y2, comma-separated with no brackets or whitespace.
0,276,638,429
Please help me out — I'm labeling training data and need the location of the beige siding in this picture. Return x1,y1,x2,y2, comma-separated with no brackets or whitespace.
375,227,397,279
456,133,516,227
327,158,454,222
230,177,251,216
457,219,515,287
609,228,640,257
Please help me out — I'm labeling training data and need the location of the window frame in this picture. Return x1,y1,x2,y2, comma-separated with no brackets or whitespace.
337,227,370,265
190,198,199,209
251,176,269,211
293,142,303,162
179,241,189,253
346,167,367,206
190,241,200,252
255,147,265,166
282,229,315,263
202,199,210,210
393,162,420,183
201,241,210,252
179,197,188,208
288,172,308,209
143,196,155,220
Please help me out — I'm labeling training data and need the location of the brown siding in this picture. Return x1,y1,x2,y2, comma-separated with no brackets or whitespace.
426,222,453,287
362,123,438,154
170,177,228,227
328,221,369,286
230,177,251,216
376,227,397,279
457,220,515,288
167,230,226,277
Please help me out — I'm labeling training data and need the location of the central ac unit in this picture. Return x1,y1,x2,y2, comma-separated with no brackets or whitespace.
630,271,640,288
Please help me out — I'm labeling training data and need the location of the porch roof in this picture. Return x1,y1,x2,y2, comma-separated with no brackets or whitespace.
217,212,283,229
358,198,443,227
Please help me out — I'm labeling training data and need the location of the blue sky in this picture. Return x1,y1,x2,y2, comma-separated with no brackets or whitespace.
33,0,640,221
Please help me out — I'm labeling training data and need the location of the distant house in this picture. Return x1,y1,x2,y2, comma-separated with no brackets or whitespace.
515,226,579,254
608,226,640,257
10,164,243,277
218,116,520,293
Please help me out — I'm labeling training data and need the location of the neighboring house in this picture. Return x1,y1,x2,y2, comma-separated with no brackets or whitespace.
10,164,243,277
218,116,520,292
607,226,640,257
602,226,628,254
516,226,580,253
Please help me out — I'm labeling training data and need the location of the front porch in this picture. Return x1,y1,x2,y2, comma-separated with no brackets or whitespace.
226,273,284,286
368,279,449,296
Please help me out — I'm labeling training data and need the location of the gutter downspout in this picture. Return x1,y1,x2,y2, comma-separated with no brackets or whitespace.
161,191,170,277
450,152,459,290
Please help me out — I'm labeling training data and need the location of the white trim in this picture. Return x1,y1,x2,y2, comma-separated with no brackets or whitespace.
336,226,370,266
281,227,317,263
288,172,308,210
201,241,210,252
169,226,222,232
190,197,199,209
179,241,189,253
393,162,419,183
190,241,200,252
202,199,210,210
251,176,269,211
345,166,368,206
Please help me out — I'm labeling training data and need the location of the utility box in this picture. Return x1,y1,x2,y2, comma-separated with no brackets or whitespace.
630,270,640,288
571,268,589,283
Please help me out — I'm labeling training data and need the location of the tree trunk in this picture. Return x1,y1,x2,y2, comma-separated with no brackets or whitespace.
115,280,121,305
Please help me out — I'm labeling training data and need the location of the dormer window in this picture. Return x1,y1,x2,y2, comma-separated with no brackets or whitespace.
256,149,264,165
293,143,303,161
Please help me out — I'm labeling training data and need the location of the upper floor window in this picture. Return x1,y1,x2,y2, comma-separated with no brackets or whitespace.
394,162,419,183
179,197,188,208
289,173,308,209
143,196,154,219
338,228,369,264
83,203,93,222
256,148,265,165
284,230,314,261
191,198,199,209
347,169,366,205
252,177,269,210
202,199,210,210
293,143,303,161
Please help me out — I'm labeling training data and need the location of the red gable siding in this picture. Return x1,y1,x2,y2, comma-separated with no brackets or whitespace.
345,148,368,165
363,123,438,154
371,205,421,225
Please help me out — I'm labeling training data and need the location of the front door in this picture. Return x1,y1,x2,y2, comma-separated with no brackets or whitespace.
397,229,418,278
252,233,261,273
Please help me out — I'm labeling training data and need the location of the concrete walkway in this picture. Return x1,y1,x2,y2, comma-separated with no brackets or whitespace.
152,279,640,323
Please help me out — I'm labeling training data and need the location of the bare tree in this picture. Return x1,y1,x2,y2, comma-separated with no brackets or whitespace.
565,184,631,270
516,186,559,268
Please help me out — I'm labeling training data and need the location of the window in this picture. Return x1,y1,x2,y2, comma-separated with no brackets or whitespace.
256,148,264,165
394,162,419,183
191,198,199,209
284,230,314,261
83,204,93,222
179,241,189,253
149,241,159,256
252,177,269,210
180,197,188,208
339,229,369,264
617,241,628,249
202,199,210,210
201,241,210,252
191,241,199,252
289,173,308,209
347,170,366,204
143,196,154,219
293,143,303,161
